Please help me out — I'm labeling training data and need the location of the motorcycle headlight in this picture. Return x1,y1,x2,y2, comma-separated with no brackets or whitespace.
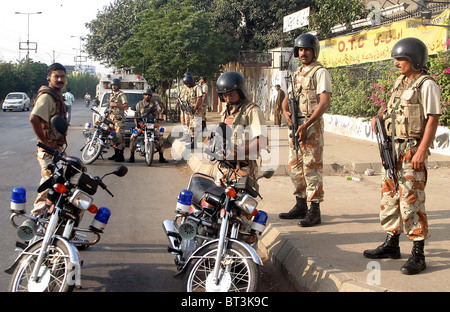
236,194,258,216
146,123,155,130
101,123,109,131
69,189,93,210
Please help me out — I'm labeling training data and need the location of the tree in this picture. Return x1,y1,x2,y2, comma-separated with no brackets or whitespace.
118,0,233,84
195,0,311,51
84,0,149,67
307,0,368,39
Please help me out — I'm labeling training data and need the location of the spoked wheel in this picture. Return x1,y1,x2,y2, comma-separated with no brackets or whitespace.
145,140,155,166
81,136,103,165
182,242,260,292
8,240,76,292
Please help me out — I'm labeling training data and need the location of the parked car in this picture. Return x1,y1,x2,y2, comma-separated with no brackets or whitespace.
2,92,31,112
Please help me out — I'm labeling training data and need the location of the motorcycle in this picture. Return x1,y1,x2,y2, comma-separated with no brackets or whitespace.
5,115,128,292
80,108,116,165
162,122,273,292
131,112,164,166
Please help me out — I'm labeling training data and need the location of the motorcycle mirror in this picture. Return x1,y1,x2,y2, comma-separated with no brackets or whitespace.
257,169,275,181
51,115,68,136
263,169,274,179
113,165,128,177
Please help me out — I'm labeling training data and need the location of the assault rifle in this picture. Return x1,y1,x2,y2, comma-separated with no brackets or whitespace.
177,98,194,116
284,75,304,159
375,117,398,191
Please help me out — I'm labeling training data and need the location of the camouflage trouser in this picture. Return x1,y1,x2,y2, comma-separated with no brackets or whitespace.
112,117,125,150
288,117,324,202
32,146,64,216
380,140,429,241
190,115,203,137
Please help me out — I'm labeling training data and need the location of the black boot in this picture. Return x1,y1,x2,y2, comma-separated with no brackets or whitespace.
108,148,119,160
127,151,135,163
279,197,307,219
298,202,321,227
363,234,401,259
115,149,125,162
159,152,168,163
401,240,426,275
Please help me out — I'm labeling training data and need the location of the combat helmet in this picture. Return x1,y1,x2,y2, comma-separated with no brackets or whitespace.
391,37,428,71
216,71,246,102
293,33,320,60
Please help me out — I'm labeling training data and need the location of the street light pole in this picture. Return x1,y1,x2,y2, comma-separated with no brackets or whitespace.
71,35,86,71
15,11,42,59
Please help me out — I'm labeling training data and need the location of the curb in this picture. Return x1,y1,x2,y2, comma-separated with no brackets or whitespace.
168,135,388,292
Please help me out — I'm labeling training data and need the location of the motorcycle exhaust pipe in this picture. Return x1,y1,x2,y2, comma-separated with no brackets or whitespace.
162,220,181,252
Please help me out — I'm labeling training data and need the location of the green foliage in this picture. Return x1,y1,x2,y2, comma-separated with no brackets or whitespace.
427,51,450,127
328,56,450,128
307,0,368,39
0,59,47,100
118,0,234,84
64,73,99,99
85,0,149,67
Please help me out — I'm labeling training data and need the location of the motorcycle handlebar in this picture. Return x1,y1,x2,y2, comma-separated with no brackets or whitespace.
37,142,68,163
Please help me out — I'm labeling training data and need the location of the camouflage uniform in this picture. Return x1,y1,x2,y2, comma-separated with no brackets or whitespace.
109,90,128,150
288,63,331,203
380,74,441,241
218,99,266,183
30,86,67,215
179,84,203,135
129,99,164,153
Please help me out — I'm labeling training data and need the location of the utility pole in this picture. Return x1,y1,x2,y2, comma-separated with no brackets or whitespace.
15,11,42,59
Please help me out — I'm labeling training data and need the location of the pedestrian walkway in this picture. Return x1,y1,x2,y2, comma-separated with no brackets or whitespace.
166,112,450,292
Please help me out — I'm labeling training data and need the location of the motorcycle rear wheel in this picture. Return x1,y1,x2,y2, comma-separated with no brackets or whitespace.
8,240,75,292
145,140,155,166
182,241,260,292
81,137,103,165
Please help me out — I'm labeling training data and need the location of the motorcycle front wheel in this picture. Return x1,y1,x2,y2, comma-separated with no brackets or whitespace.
145,140,155,166
81,136,103,165
182,241,260,292
8,240,76,292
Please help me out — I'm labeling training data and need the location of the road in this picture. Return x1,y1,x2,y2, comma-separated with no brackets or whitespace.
0,100,295,292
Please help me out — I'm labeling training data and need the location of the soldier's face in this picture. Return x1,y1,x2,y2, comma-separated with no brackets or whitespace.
48,70,66,91
223,90,240,104
144,94,152,102
298,48,314,65
394,58,414,76
111,84,119,92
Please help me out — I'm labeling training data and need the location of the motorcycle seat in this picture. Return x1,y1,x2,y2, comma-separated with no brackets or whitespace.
189,176,224,205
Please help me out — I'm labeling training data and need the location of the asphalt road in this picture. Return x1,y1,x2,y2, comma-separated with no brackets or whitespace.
0,101,295,293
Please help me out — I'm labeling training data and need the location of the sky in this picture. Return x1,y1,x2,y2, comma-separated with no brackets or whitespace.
0,0,114,74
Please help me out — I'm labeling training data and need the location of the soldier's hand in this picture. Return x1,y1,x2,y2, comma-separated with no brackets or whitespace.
295,124,307,142
284,111,293,127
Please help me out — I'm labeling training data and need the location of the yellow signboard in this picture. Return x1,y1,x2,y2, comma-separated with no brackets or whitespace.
318,9,449,68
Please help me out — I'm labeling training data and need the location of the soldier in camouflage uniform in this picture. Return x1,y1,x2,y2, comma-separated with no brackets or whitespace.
179,74,203,142
364,38,441,275
107,78,128,162
278,34,332,227
216,71,267,184
127,89,167,163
